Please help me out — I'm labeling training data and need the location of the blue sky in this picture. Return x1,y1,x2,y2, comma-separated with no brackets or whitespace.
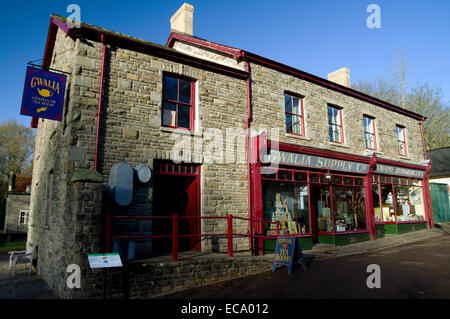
1,0,449,127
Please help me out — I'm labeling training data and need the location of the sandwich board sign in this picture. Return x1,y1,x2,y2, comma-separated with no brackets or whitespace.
88,253,123,269
272,236,307,274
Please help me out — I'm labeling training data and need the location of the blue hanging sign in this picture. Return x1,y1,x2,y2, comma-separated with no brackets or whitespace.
20,66,67,121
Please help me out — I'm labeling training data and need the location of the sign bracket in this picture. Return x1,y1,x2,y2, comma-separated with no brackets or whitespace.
27,62,72,76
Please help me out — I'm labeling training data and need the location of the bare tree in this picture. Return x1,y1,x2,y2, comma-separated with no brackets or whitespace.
352,54,449,150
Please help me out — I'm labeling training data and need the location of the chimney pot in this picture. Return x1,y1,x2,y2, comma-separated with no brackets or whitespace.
170,3,194,36
328,67,351,87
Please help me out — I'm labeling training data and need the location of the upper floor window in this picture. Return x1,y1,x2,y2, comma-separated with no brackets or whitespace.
328,105,343,143
396,125,407,156
285,94,305,136
162,75,194,130
363,115,376,150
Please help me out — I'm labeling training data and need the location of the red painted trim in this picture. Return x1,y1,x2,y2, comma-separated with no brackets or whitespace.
364,115,377,151
31,16,65,128
244,57,254,254
94,34,106,172
419,119,427,160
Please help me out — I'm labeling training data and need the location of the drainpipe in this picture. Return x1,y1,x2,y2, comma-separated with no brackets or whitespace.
419,118,427,160
94,34,106,172
242,51,254,254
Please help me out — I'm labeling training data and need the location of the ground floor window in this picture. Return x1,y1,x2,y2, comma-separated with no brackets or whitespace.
373,175,425,223
262,180,310,235
332,186,366,232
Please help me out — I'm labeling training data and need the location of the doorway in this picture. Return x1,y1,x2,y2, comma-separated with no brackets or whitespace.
153,163,200,255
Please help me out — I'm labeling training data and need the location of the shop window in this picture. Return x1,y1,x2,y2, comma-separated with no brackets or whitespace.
333,187,366,232
372,184,382,223
332,176,343,185
317,186,333,232
344,177,353,185
363,115,377,150
279,170,292,181
262,181,310,235
294,172,307,181
396,125,407,156
393,177,400,184
285,94,305,136
162,75,194,130
309,174,319,183
355,178,363,186
328,105,344,144
380,185,395,222
394,183,425,222
320,174,330,184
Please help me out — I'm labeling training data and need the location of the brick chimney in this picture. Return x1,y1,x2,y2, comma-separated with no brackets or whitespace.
328,67,351,87
170,3,194,36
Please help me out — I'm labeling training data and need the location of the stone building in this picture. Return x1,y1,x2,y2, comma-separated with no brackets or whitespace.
3,173,31,234
27,4,433,298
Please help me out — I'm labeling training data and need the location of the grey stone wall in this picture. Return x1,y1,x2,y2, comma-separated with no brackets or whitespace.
249,63,425,163
4,194,30,233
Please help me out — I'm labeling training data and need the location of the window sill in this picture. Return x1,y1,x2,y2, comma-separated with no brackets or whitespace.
160,126,202,137
328,142,349,149
285,133,311,141
397,155,412,161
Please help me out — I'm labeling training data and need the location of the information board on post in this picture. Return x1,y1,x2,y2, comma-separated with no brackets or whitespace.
88,253,123,269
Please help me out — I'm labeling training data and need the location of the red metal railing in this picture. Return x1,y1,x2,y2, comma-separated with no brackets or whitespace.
105,213,282,261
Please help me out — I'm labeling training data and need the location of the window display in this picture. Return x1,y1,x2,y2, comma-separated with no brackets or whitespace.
381,185,395,221
262,180,310,236
394,181,425,222
373,184,382,223
332,187,366,232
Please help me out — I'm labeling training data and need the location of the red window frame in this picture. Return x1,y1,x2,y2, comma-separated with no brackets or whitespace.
328,105,344,144
162,75,195,131
363,115,377,151
285,94,305,137
396,125,407,156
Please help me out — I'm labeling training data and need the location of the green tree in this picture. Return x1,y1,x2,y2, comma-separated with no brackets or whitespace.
0,119,34,230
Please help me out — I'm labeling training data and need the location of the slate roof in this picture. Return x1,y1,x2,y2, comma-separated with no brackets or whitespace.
427,147,450,178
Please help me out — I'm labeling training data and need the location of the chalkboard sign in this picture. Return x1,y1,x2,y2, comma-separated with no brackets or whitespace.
272,236,308,274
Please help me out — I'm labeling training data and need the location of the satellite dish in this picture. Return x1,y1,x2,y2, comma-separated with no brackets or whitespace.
135,164,152,183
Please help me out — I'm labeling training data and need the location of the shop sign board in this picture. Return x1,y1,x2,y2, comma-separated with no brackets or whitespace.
374,164,425,179
272,236,308,274
88,253,123,269
20,66,67,121
263,149,369,174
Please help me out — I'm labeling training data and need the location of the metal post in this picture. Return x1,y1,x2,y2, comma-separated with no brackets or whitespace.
172,214,178,261
228,214,233,257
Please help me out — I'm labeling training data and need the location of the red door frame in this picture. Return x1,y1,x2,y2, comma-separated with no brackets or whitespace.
154,161,201,251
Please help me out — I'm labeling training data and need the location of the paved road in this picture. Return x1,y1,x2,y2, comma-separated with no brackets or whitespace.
161,235,450,299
